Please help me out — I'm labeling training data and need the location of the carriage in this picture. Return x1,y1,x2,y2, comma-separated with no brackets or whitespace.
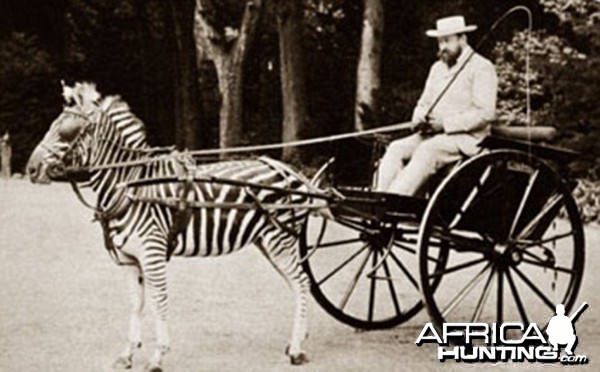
298,124,583,331
26,80,585,369
121,122,584,332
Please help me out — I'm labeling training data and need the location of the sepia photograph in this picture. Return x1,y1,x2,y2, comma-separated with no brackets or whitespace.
1,0,599,371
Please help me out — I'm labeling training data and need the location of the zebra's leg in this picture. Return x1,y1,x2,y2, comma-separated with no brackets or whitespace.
257,235,310,365
141,234,171,372
114,263,144,369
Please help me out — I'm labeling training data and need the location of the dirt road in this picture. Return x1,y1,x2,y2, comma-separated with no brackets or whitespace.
1,180,598,371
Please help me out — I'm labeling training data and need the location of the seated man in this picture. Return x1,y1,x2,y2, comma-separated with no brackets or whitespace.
377,15,498,195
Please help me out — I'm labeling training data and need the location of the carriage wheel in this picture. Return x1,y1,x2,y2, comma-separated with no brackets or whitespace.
299,210,447,330
418,150,584,329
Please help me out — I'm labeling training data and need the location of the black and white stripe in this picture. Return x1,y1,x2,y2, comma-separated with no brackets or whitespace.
56,93,314,366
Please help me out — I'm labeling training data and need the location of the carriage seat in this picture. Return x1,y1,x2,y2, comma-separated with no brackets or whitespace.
480,125,579,164
490,125,557,142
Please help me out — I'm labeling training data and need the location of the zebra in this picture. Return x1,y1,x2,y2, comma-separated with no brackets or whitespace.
27,82,325,371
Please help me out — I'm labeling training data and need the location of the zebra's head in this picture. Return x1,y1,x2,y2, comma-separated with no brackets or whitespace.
27,81,101,183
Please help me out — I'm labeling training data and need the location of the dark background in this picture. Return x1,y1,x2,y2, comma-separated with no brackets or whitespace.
0,0,598,178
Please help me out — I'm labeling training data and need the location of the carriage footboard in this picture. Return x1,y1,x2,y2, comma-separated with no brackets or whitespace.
330,187,427,223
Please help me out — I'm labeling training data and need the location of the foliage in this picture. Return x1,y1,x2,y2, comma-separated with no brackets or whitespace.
573,179,600,224
1,0,599,181
0,32,59,172
492,30,586,126
539,0,600,26
492,0,600,179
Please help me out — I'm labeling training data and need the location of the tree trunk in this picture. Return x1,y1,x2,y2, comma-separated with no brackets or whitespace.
0,133,11,178
276,0,308,162
170,0,201,150
355,0,384,131
194,0,262,151
134,0,151,137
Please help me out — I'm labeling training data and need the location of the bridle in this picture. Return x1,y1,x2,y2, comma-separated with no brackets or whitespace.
38,106,95,172
41,104,137,266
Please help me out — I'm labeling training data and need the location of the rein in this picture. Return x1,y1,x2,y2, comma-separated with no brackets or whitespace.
69,180,130,266
61,120,415,174
56,106,138,266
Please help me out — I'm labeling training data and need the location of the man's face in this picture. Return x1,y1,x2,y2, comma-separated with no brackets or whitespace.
437,34,463,67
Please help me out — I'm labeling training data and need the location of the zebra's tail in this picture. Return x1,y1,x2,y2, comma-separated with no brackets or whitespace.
258,155,334,219
309,157,336,220
309,157,334,190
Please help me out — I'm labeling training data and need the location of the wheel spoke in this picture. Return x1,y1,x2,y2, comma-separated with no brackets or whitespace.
308,238,364,250
368,251,378,322
442,262,492,318
516,231,574,248
389,251,419,290
471,265,496,322
520,258,576,274
339,248,371,311
521,249,547,263
365,240,394,276
449,165,493,229
497,268,504,324
317,243,369,286
335,216,380,235
428,257,486,280
516,193,564,240
505,268,529,324
301,237,363,264
432,227,489,254
509,170,539,239
382,258,402,316
511,266,555,311
393,241,442,264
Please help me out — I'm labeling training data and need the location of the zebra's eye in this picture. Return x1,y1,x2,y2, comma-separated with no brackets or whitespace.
58,117,83,141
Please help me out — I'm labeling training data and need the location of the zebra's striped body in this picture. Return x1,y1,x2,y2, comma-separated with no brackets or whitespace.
27,83,316,370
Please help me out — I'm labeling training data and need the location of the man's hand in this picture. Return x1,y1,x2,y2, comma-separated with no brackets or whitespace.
413,115,443,135
413,121,433,134
426,115,444,133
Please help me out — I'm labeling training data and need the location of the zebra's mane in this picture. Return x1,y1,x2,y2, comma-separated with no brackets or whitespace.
70,82,146,137
99,94,130,113
97,94,148,148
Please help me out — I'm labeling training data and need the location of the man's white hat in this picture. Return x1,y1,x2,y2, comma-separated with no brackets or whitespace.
426,16,477,38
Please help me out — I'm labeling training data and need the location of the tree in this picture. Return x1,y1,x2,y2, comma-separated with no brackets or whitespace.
193,0,263,151
274,0,308,161
169,0,201,150
355,0,383,131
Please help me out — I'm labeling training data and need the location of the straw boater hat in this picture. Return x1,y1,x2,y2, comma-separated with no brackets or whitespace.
426,16,477,38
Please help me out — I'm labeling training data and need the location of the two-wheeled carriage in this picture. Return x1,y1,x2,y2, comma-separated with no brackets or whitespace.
299,125,584,331
117,123,584,333
29,80,584,368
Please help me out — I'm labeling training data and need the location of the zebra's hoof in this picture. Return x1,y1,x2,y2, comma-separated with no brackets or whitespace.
290,352,309,365
145,365,162,372
112,355,133,369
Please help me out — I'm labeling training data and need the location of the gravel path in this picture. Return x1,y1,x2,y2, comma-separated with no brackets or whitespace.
1,180,598,371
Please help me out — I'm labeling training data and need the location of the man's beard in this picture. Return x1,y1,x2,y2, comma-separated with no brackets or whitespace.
438,45,462,67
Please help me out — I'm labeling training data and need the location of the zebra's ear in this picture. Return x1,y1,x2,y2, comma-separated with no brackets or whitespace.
77,82,101,107
61,80,77,106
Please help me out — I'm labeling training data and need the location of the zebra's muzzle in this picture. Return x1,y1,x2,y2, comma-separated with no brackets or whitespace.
28,162,51,184
47,162,65,179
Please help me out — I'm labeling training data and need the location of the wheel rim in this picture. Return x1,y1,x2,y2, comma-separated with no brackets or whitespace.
419,151,584,329
300,211,442,329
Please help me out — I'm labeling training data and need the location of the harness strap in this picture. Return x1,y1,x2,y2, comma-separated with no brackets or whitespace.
165,161,195,261
40,143,64,159
69,181,97,210
256,157,299,228
69,181,132,266
245,186,299,238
